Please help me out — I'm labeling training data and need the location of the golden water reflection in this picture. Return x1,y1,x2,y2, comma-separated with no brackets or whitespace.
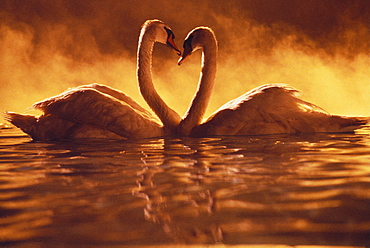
0,128,369,246
133,135,370,245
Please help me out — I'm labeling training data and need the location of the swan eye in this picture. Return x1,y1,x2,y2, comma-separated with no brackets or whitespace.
164,26,175,39
183,35,193,51
164,26,181,55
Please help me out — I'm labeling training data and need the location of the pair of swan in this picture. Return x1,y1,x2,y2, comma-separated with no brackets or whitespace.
6,20,368,141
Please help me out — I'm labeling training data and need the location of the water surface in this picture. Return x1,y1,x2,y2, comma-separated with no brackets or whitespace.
1,126,369,247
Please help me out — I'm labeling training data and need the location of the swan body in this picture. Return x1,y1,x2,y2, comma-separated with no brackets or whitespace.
177,27,368,137
6,83,162,140
6,20,181,141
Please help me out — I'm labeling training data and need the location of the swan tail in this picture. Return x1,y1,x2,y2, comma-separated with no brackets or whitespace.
5,112,79,141
5,112,39,137
330,115,369,133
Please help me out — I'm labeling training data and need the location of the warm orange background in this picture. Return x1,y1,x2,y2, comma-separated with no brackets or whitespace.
1,0,369,120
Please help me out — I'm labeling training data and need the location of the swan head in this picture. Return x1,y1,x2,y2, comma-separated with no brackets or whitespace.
141,19,181,55
178,27,216,65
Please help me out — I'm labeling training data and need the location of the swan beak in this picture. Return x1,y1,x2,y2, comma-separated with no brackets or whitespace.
177,45,192,65
177,56,186,65
167,36,181,56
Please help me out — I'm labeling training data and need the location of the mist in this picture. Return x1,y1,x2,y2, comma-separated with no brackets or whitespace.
1,0,369,122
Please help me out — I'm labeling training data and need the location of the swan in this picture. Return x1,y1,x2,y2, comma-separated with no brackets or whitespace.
177,27,368,137
5,19,182,141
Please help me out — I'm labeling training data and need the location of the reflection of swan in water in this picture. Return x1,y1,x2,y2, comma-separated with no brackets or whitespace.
132,134,370,244
177,27,369,137
5,20,182,141
133,138,223,243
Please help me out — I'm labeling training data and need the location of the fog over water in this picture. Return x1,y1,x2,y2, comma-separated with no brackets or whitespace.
1,0,369,120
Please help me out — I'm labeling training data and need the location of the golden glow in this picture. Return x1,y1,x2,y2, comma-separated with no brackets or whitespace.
0,1,369,122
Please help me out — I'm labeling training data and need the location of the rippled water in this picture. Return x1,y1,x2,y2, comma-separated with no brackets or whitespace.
1,126,370,247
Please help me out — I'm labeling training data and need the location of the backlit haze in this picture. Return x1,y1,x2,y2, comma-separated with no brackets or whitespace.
1,0,369,122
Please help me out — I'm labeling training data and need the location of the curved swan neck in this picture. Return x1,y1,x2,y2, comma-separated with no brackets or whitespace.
179,31,218,136
137,26,181,133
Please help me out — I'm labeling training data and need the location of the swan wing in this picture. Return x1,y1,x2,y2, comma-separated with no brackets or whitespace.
33,86,163,139
191,84,368,136
79,83,159,122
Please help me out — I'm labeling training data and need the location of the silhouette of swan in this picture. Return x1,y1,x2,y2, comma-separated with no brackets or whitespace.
177,27,368,137
5,19,182,141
